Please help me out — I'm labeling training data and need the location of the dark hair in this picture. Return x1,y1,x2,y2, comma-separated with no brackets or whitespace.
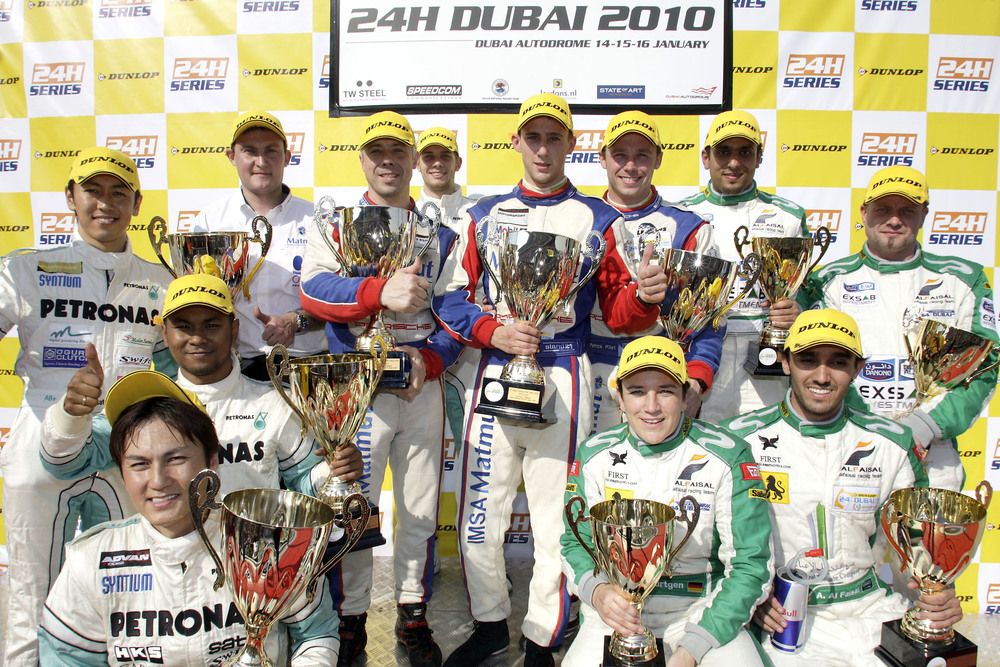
109,397,219,469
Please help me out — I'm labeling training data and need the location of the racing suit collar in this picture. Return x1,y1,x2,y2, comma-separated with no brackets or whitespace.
142,511,221,567
419,185,462,205
701,180,758,206
175,354,241,403
779,391,848,437
602,186,660,217
516,178,573,202
362,191,417,211
859,242,923,274
626,415,693,455
74,234,135,271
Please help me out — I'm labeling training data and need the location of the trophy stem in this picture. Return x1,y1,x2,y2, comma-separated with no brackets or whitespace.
317,466,364,517
609,626,658,665
356,312,397,352
499,353,545,384
900,608,956,647
224,622,275,667
760,325,789,348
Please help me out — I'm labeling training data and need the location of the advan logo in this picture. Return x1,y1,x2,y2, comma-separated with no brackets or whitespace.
934,58,992,92
926,211,987,247
170,58,228,92
783,54,845,89
806,210,841,242
857,133,916,167
30,62,85,97
107,136,157,169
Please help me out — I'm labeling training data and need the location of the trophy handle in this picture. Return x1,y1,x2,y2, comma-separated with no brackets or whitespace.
242,215,272,300
712,252,762,330
666,495,701,577
367,331,390,379
733,225,751,261
314,196,349,268
880,497,910,574
962,355,1000,389
808,226,832,273
565,495,601,576
475,216,506,306
416,201,442,257
188,469,227,591
147,216,178,278
976,480,993,510
267,345,308,436
307,493,372,602
562,230,607,305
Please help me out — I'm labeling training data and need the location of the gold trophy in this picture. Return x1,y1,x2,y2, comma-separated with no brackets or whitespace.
566,496,701,666
147,215,272,301
734,225,830,376
313,196,440,389
188,469,369,667
876,481,992,666
475,220,605,423
622,223,762,349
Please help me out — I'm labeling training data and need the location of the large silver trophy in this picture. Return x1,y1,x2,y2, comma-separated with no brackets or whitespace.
566,496,700,666
148,215,272,301
734,225,830,376
475,219,605,423
313,196,440,389
189,469,369,667
876,481,992,666
622,223,762,349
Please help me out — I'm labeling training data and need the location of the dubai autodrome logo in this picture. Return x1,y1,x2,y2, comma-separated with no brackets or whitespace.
0,139,21,172
99,0,152,19
783,54,845,89
170,57,228,92
107,136,157,169
30,62,84,96
806,210,841,242
175,211,199,233
318,54,330,89
926,211,987,247
857,133,916,167
934,57,992,92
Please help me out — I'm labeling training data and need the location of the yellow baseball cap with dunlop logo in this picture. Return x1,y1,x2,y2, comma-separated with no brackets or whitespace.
516,92,573,132
785,308,863,358
417,126,458,153
602,111,661,150
613,335,689,388
232,110,287,146
360,111,416,148
161,273,235,320
69,147,140,192
104,370,207,426
703,110,762,148
863,165,929,206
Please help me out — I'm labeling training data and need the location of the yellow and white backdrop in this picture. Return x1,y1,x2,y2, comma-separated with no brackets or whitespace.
0,0,999,615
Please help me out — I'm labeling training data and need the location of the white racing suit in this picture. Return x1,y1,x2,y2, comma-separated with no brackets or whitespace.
724,398,928,666
39,513,339,666
588,189,721,435
41,360,328,497
560,418,774,666
433,180,660,648
0,238,174,666
681,182,809,424
300,194,462,614
799,244,998,491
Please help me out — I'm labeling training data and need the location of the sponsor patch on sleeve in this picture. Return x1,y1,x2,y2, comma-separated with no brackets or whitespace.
833,486,881,514
748,488,769,500
37,260,83,274
740,462,761,480
568,460,580,477
99,549,152,569
980,297,995,331
604,487,634,501
565,483,577,493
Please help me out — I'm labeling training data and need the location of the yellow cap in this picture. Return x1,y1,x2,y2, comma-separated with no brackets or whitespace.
360,111,415,148
516,93,573,132
785,309,863,357
602,111,661,150
613,336,689,388
703,110,762,148
232,111,286,145
104,370,206,426
162,273,235,320
69,147,140,192
417,127,458,153
863,166,929,206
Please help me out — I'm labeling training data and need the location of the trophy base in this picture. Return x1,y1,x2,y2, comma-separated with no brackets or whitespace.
743,340,787,377
875,619,977,667
474,378,550,423
602,636,667,666
332,503,385,553
376,350,411,389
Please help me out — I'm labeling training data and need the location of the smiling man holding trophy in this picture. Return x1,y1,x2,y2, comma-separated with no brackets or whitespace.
799,166,999,491
561,336,773,667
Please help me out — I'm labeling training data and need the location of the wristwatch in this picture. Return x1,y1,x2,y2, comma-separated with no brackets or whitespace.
295,311,310,334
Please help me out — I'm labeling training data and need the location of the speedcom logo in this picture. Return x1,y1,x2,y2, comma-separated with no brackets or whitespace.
784,54,844,88
170,58,228,91
927,211,987,247
857,133,916,167
0,139,21,172
30,62,84,96
106,136,157,169
806,210,841,242
39,212,75,246
935,58,992,92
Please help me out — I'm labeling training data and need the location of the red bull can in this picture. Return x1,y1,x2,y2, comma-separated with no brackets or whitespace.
770,570,809,653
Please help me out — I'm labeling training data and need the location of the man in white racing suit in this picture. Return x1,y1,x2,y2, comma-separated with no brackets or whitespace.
562,335,773,667
39,375,340,666
722,309,962,666
681,110,807,423
0,147,175,666
190,110,327,381
798,166,998,491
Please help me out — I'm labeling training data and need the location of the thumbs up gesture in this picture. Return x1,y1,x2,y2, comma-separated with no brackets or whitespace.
64,343,104,416
636,242,667,306
379,259,430,313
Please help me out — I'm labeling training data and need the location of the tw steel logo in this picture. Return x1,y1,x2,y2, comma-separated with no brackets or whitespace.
175,211,200,233
286,132,305,166
857,133,916,167
40,213,76,234
806,210,841,241
935,58,992,92
172,58,228,79
927,211,987,247
32,62,86,85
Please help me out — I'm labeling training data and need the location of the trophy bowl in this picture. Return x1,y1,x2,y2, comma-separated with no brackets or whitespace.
148,215,272,301
903,318,999,412
474,220,606,422
266,342,386,516
189,469,369,667
566,496,700,664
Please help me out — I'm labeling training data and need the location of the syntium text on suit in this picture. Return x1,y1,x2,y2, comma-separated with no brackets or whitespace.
433,181,658,648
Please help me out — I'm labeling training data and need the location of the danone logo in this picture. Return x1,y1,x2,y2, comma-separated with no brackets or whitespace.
175,210,199,233
934,58,992,92
784,54,845,89
806,210,841,241
0,138,21,172
926,211,987,247
107,135,157,169
30,62,85,96
861,360,895,381
170,58,228,91
857,133,916,167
